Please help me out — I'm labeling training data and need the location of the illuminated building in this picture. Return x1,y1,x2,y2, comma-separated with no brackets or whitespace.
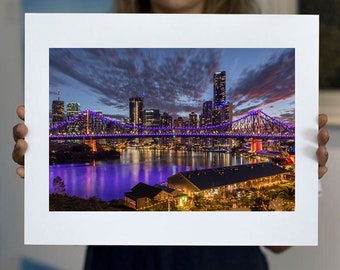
213,71,226,108
220,101,233,123
212,101,233,126
174,117,184,128
200,101,213,126
51,90,65,125
168,163,290,199
143,109,161,127
160,112,172,127
124,183,175,210
129,97,144,126
189,112,198,128
66,102,81,119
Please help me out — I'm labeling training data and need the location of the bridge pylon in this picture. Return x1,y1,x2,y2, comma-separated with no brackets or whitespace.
250,138,263,152
84,138,97,152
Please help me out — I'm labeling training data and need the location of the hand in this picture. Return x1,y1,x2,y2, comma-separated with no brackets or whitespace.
317,114,329,179
12,105,28,178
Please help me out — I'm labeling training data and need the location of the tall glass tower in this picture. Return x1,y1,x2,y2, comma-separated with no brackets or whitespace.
129,97,144,126
143,109,161,127
201,101,213,126
213,71,226,108
52,90,65,125
66,102,81,119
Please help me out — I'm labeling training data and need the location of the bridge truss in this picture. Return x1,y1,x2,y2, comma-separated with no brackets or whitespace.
49,109,295,140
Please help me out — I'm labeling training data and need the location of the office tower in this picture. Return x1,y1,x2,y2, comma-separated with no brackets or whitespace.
174,117,184,128
52,90,65,125
212,101,233,126
212,107,221,125
160,112,173,127
66,102,81,119
129,97,144,126
213,71,226,108
189,112,198,128
201,101,213,126
220,101,233,124
143,109,161,127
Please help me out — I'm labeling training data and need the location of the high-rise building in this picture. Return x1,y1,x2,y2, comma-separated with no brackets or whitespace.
160,112,172,127
212,107,221,126
213,71,226,108
143,109,161,127
66,102,81,119
220,101,233,124
129,97,144,126
189,112,198,128
174,117,184,128
212,101,233,126
52,90,65,125
201,101,213,126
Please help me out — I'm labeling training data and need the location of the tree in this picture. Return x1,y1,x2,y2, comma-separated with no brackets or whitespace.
52,176,66,195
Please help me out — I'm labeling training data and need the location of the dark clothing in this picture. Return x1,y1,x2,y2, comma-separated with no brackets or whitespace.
85,246,269,270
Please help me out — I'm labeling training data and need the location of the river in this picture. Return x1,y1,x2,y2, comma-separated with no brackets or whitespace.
49,148,255,201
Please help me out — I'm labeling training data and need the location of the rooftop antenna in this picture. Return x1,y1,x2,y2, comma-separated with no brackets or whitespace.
57,89,61,101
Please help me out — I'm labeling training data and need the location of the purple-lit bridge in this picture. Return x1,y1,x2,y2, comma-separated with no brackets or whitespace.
49,109,295,140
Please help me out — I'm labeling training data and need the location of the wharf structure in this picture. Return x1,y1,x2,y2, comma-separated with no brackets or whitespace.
125,162,292,210
167,162,289,198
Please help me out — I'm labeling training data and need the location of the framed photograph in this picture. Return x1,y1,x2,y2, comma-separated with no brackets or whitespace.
25,14,319,245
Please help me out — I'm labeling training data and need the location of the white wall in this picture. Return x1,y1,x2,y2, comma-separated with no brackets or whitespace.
1,0,339,269
0,0,85,269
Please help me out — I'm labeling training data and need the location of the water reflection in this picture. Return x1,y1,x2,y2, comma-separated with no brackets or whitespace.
49,149,250,201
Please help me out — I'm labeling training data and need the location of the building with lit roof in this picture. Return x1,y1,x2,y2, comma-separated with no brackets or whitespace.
167,162,290,199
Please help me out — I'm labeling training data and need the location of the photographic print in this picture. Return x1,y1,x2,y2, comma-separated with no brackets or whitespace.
49,48,295,212
25,14,318,245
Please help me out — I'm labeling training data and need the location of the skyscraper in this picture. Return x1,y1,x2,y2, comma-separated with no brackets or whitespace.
160,112,173,127
201,101,213,126
212,101,233,125
129,97,144,126
52,90,65,125
66,102,81,119
189,112,198,128
143,109,161,127
174,117,184,128
213,71,226,108
220,101,233,124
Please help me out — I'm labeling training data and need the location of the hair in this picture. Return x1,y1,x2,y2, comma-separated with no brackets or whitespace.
116,0,260,14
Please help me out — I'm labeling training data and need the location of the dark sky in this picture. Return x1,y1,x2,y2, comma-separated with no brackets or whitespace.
49,48,295,124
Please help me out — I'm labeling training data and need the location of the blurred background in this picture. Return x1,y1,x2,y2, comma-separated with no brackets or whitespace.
0,0,339,269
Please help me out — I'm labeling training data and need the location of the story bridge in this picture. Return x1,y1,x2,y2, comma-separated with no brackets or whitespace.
49,109,295,141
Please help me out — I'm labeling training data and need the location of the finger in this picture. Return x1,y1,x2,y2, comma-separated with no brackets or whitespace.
16,105,25,121
13,123,28,142
16,166,25,178
317,127,329,146
12,139,28,165
316,145,328,167
318,166,328,179
318,114,328,129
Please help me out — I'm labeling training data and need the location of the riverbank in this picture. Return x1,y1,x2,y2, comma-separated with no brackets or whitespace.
50,142,120,164
49,194,135,211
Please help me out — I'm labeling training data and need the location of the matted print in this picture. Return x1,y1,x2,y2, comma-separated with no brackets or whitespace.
49,48,296,212
25,14,319,245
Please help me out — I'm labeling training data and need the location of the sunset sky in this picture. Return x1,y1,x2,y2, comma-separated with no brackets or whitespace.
49,48,295,124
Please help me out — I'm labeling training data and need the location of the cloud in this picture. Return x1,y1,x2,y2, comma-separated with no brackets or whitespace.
230,49,295,119
50,48,295,123
50,48,221,118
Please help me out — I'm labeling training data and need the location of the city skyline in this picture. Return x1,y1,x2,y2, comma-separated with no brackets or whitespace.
49,48,295,124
